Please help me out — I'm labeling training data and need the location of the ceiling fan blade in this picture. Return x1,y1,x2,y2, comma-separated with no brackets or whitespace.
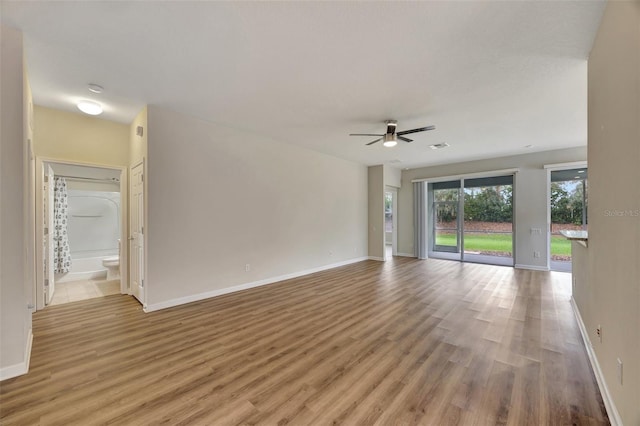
397,125,436,136
350,133,384,137
366,138,383,146
398,136,413,143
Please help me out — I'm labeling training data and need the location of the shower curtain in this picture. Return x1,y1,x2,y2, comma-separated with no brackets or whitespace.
53,177,72,273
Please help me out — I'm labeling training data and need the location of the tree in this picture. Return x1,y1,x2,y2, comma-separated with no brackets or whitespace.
434,189,458,222
463,186,512,222
551,183,570,223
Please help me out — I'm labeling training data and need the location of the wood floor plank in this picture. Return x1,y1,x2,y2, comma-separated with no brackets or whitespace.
0,258,610,425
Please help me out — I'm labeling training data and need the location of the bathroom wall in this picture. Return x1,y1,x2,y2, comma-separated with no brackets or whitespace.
56,181,121,283
66,188,121,259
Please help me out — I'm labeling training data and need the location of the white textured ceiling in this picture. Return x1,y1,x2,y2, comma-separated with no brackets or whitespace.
2,1,605,168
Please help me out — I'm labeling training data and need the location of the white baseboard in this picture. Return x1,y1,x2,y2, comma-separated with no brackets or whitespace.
396,252,416,258
144,257,369,313
0,328,33,382
570,298,622,426
514,263,550,271
368,256,385,261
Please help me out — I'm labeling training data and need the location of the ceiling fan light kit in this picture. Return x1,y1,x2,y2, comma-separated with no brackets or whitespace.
383,134,398,147
350,119,436,147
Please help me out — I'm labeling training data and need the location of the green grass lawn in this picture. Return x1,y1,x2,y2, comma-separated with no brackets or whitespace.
550,235,571,256
435,233,572,256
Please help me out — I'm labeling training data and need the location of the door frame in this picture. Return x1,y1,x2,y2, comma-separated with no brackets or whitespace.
428,181,463,260
129,159,147,308
34,156,128,311
43,164,55,304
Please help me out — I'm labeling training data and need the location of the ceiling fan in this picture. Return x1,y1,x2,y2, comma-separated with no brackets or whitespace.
350,120,436,147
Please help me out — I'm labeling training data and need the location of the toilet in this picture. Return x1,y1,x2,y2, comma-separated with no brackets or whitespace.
102,256,120,280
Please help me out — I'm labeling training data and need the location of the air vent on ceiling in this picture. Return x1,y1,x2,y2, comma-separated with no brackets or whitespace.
429,143,450,150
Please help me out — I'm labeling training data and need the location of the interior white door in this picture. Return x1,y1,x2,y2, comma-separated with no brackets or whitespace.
130,162,144,304
43,165,55,304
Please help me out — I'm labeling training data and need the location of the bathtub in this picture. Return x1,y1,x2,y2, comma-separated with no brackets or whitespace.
56,189,121,284
56,252,118,283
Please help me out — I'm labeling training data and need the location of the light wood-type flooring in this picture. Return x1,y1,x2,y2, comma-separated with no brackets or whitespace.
0,258,609,425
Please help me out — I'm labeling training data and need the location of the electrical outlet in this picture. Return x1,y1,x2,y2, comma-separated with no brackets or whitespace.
534,251,541,258
617,358,623,385
596,325,602,342
245,263,251,272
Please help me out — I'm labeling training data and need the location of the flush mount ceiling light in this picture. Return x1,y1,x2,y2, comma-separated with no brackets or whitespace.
88,83,104,94
383,134,398,147
77,100,103,115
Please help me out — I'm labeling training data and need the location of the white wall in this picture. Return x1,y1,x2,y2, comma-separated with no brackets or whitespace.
368,165,384,259
398,147,587,268
145,106,368,308
66,180,120,192
579,1,640,424
383,165,401,188
0,25,32,380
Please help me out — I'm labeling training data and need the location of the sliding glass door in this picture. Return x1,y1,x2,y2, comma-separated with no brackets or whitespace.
428,174,514,266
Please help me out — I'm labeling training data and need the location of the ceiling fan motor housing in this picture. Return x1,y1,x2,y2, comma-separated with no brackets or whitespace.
386,120,397,134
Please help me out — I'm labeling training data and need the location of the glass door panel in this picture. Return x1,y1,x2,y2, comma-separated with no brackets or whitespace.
430,181,461,259
550,168,588,272
462,175,514,266
434,201,459,252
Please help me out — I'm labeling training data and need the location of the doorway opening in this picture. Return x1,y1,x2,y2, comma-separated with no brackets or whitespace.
549,167,588,272
428,174,514,266
36,159,127,310
384,189,398,260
